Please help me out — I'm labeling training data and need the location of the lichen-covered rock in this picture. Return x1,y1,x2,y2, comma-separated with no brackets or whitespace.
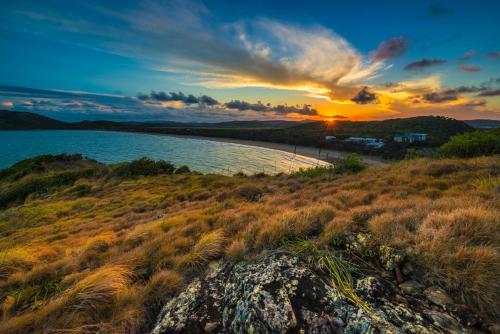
355,276,384,302
151,252,470,334
346,233,376,258
378,245,405,271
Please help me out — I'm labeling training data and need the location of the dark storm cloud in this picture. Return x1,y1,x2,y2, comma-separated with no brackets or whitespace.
199,95,219,106
271,104,317,115
404,58,447,71
223,102,319,116
224,100,318,115
372,37,408,61
459,65,481,73
225,100,268,111
351,87,378,104
141,91,219,105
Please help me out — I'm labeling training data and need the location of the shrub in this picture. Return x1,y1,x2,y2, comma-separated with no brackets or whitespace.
293,165,334,178
0,154,84,182
293,155,365,178
174,165,190,174
0,168,97,208
333,154,366,173
111,158,176,178
439,128,500,158
237,185,263,201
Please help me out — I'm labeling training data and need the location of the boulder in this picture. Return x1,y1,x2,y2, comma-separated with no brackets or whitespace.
150,252,464,334
424,287,454,309
399,280,425,296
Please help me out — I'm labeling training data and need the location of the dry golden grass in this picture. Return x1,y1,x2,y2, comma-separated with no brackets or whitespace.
0,156,499,333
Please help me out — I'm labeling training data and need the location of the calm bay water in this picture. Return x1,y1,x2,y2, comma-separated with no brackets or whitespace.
0,130,328,174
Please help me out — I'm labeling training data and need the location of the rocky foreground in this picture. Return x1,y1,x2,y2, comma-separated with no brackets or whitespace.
152,250,495,334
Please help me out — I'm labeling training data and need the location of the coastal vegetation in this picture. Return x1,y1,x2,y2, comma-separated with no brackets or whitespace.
439,128,500,158
0,150,498,333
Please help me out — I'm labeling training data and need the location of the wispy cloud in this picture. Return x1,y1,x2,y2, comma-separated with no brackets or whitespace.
404,58,447,71
14,1,384,103
487,51,500,60
371,37,408,61
459,65,481,73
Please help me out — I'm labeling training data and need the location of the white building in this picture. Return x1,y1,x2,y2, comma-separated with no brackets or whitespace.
345,137,385,148
394,133,428,143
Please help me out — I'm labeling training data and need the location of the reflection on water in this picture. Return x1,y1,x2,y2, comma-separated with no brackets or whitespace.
0,130,329,175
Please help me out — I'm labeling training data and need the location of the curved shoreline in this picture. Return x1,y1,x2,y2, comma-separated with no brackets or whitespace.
162,133,388,165
1,129,388,167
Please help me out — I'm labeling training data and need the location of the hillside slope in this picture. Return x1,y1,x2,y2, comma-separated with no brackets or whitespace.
0,155,498,333
0,110,67,130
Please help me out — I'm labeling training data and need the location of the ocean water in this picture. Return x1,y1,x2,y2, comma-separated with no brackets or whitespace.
0,130,328,175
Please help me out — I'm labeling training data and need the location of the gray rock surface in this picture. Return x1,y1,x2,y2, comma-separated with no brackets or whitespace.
399,280,425,296
424,287,454,309
151,252,475,334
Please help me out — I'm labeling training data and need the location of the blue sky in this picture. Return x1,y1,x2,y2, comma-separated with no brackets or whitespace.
0,0,499,121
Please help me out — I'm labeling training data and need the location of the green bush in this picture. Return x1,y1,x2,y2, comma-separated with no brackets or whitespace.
333,154,366,173
439,128,500,158
294,155,366,178
111,158,176,178
0,154,84,182
0,168,96,208
174,165,191,174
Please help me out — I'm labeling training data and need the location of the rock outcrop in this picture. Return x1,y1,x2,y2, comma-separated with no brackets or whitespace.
152,252,475,334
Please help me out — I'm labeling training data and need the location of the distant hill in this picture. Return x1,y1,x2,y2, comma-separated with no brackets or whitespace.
0,110,67,130
324,116,473,146
464,119,500,129
0,110,472,148
80,119,305,129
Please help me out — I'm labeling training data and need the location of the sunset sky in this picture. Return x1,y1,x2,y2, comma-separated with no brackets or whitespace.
1,0,499,122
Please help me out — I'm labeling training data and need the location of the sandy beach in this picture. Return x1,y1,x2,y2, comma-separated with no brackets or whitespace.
165,134,388,165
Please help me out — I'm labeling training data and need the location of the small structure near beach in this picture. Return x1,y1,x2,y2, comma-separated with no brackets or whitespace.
346,136,385,148
325,135,337,141
394,133,428,143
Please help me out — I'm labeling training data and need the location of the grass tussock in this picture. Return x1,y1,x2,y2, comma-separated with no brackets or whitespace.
176,230,226,269
283,239,370,311
0,155,499,332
